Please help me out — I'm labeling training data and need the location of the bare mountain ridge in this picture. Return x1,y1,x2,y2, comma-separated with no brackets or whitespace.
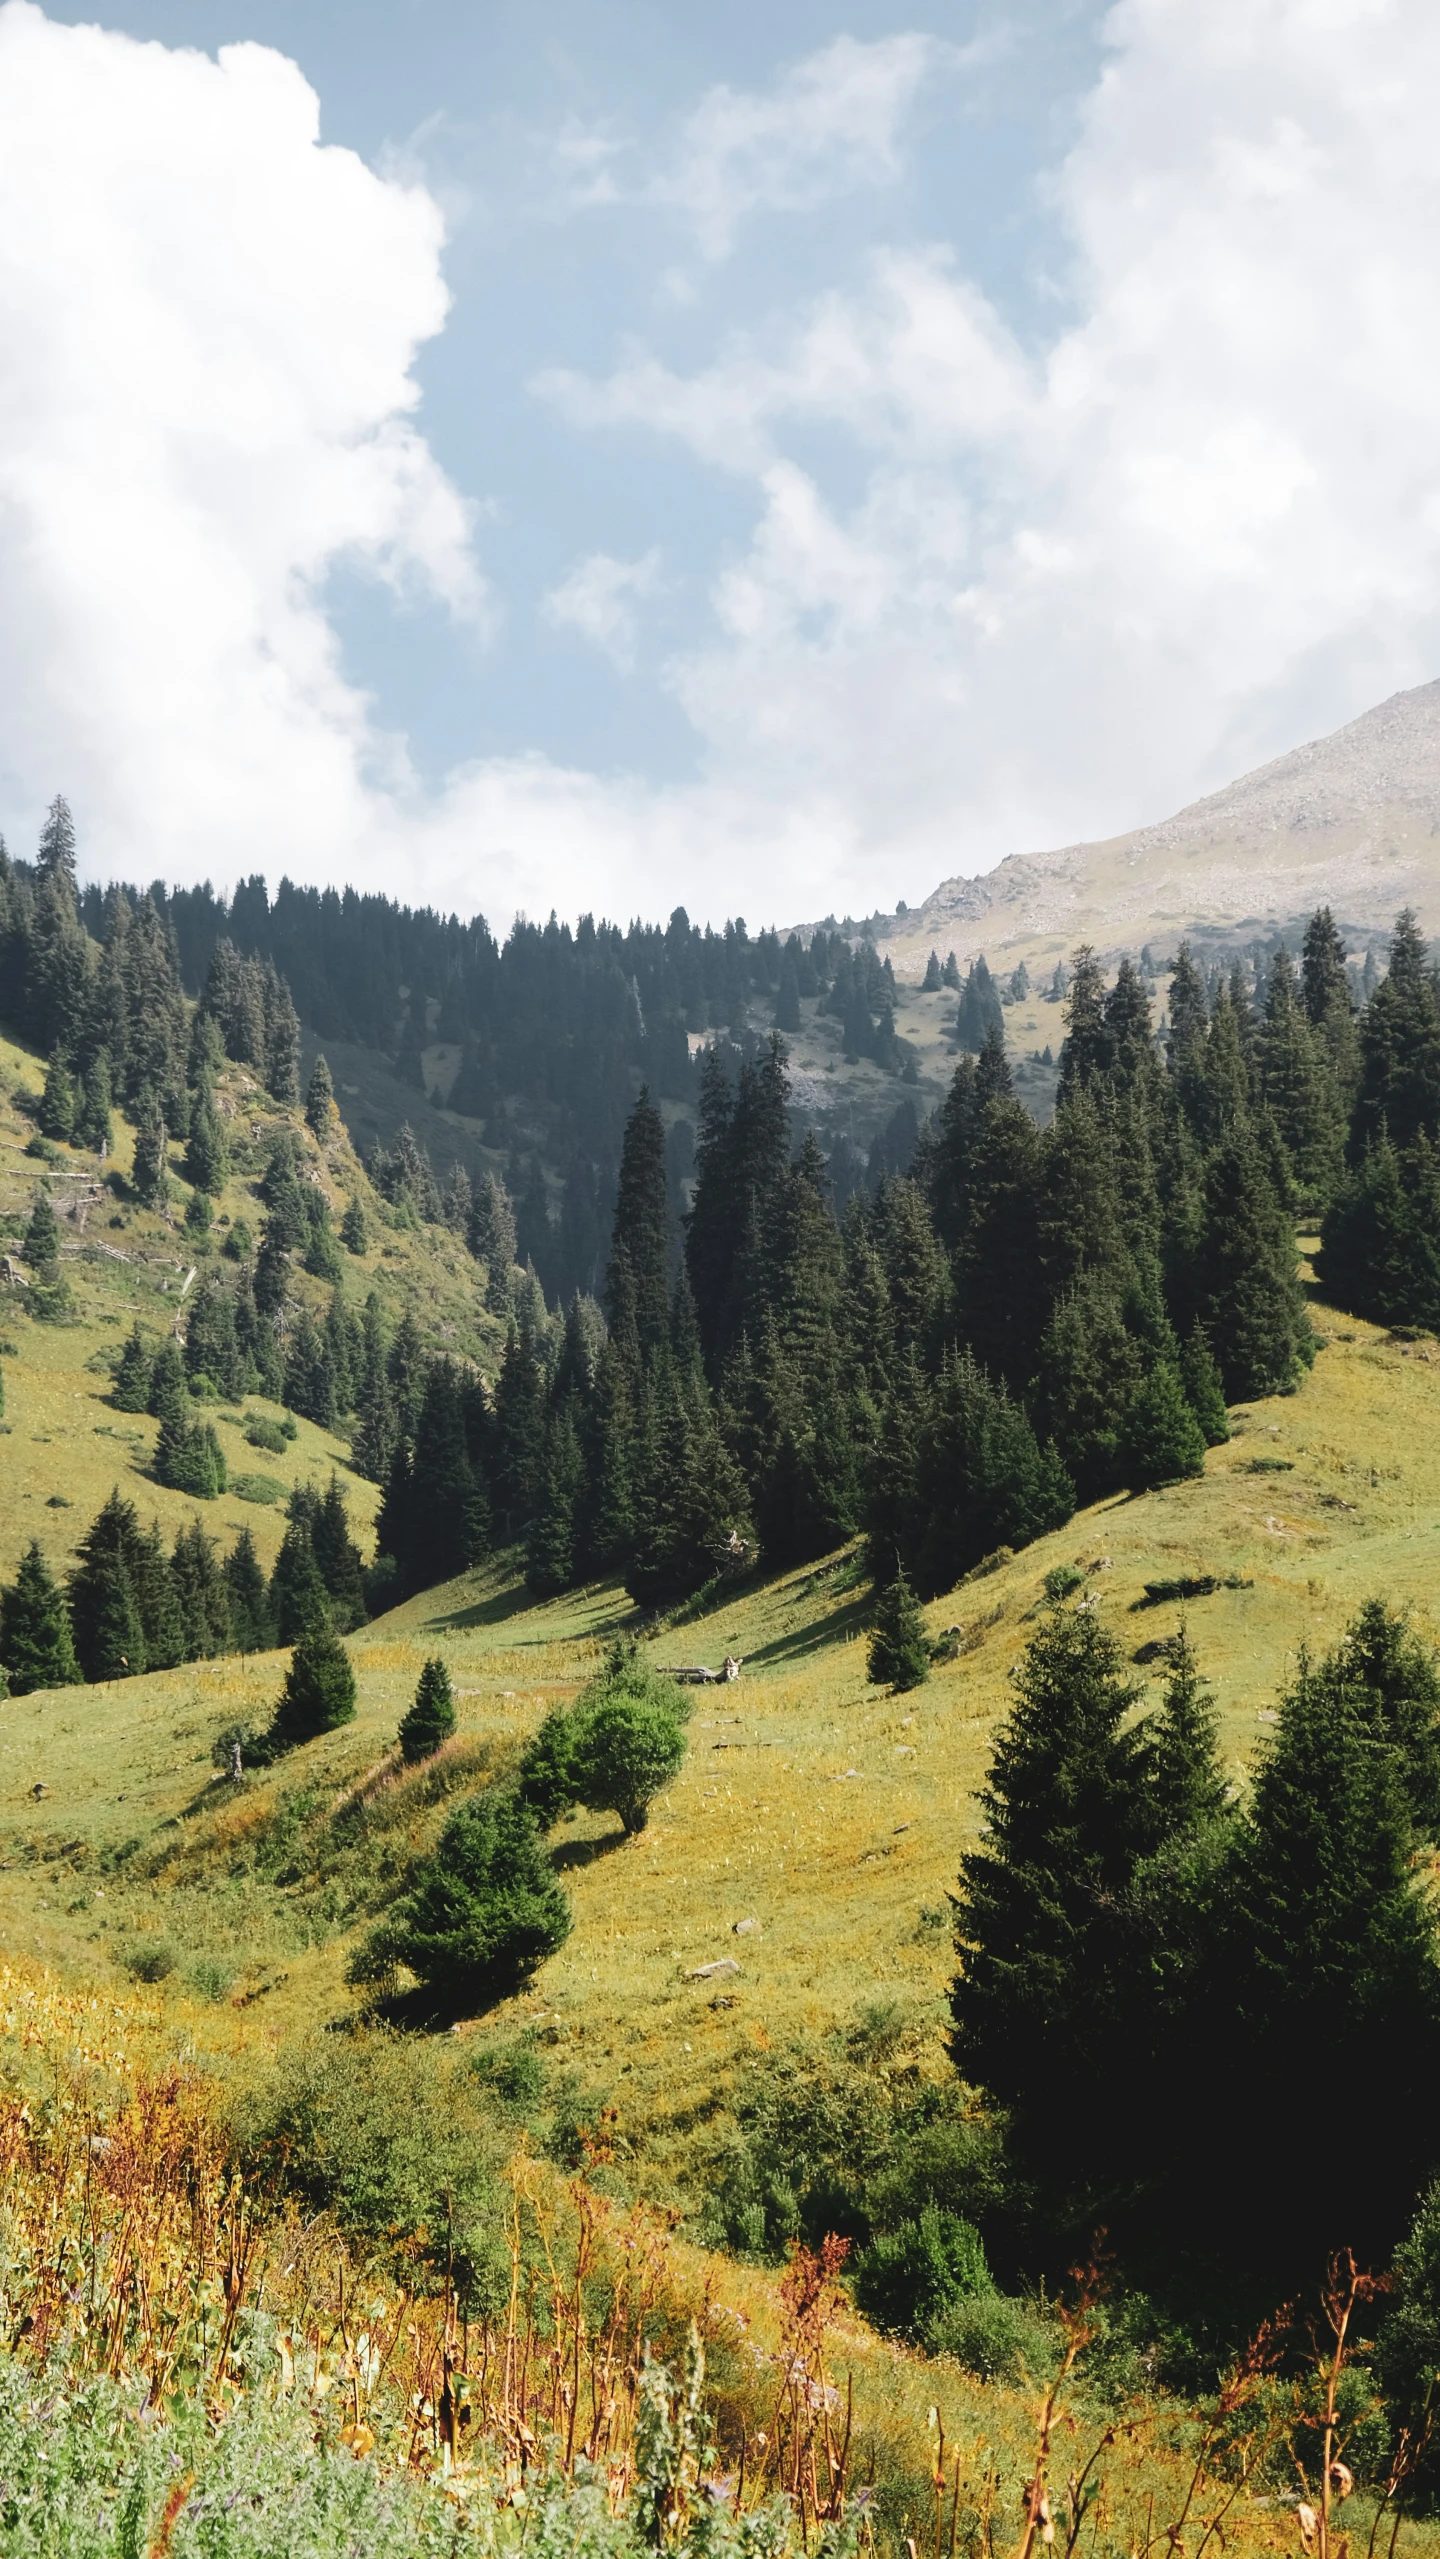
878,678,1440,979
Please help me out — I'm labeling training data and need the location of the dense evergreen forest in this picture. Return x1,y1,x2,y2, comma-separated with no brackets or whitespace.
7,794,1440,1636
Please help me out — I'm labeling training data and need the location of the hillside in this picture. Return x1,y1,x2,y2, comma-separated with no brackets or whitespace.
4,1263,1436,2220
873,676,1440,982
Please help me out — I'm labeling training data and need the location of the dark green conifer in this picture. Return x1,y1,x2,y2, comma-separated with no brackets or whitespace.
184,1087,230,1194
305,1052,336,1138
22,1184,59,1273
154,1408,227,1499
76,1053,114,1155
1178,1322,1230,1445
1217,1643,1440,2274
38,1052,76,1143
526,1400,585,1596
340,1196,368,1254
352,1788,570,2011
1120,1360,1205,1489
171,1519,232,1657
146,1338,188,1424
68,1490,148,1680
130,1092,169,1209
269,1516,330,1644
1352,909,1440,1156
0,1542,82,1693
1147,1624,1228,1830
269,1619,356,1748
949,1610,1160,2186
223,1524,271,1652
868,1566,930,1691
398,1655,458,1763
606,1089,671,1363
111,1325,153,1413
1198,1120,1314,1398
311,1474,368,1631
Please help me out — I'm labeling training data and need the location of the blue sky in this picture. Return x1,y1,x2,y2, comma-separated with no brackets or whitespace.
3,0,1439,930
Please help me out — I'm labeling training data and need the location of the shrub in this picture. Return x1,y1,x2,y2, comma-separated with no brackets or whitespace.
351,1788,571,2014
517,1703,584,1824
268,1621,356,1749
929,2289,1057,2383
399,1656,458,1763
231,1471,286,1505
518,1648,691,1834
244,1414,288,1453
236,2032,506,2309
852,2204,993,2345
124,1940,176,1984
573,1691,687,1834
1042,1563,1085,1604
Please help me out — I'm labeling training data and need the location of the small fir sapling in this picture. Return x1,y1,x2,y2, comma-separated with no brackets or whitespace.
398,1655,458,1763
22,1184,59,1273
268,1617,356,1749
868,1566,930,1692
349,1786,571,2011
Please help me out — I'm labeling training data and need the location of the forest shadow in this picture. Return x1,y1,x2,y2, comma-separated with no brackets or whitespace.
738,1588,874,1668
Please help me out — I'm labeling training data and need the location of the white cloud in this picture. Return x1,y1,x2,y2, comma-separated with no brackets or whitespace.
537,0,1440,906
542,547,663,672
557,34,958,263
645,33,958,263
0,0,489,890
6,0,1440,936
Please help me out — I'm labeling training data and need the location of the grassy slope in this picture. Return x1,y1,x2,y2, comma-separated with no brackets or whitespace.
3,1201,1437,2204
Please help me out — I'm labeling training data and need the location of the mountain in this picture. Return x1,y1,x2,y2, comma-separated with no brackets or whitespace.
878,677,1440,978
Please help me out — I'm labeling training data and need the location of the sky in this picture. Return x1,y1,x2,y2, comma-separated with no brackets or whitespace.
2,0,1440,933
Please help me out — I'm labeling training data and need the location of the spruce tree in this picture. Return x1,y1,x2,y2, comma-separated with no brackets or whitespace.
269,1516,331,1644
1216,1647,1440,2276
223,1525,271,1652
38,1052,76,1143
171,1520,232,1658
146,1337,188,1423
1119,1360,1205,1489
1352,909,1440,1156
1198,1119,1313,1398
868,1566,930,1691
76,1052,114,1155
154,1408,226,1499
354,1787,570,2012
37,793,77,893
950,1609,1161,2188
0,1542,82,1693
68,1491,149,1682
340,1197,368,1254
130,1092,169,1210
305,1052,336,1138
22,1184,59,1273
1178,1322,1230,1445
311,1474,368,1631
607,1089,671,1363
526,1399,585,1596
1147,1624,1228,1830
268,1619,356,1748
398,1656,458,1763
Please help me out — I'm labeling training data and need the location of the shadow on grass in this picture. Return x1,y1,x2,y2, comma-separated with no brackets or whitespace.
550,1822,628,1873
737,1588,874,1669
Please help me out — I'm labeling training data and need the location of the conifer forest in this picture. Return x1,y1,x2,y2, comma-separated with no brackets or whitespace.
6,806,1440,2550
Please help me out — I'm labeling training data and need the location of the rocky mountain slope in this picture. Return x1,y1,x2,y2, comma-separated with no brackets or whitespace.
879,677,1440,978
